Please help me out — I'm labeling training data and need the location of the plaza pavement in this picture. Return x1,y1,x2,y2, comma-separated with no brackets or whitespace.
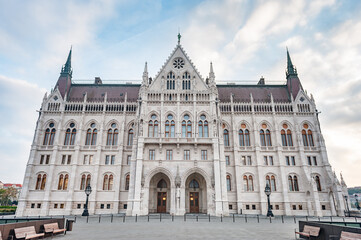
57,214,352,240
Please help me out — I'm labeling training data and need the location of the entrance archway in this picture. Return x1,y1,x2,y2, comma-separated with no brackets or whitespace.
185,173,207,213
149,173,171,213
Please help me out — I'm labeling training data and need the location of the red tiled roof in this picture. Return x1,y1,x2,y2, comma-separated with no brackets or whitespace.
3,184,22,187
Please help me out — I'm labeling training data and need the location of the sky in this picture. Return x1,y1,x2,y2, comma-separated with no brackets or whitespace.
0,0,360,187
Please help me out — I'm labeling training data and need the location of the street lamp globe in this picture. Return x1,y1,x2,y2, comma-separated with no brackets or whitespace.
264,183,271,196
85,185,92,195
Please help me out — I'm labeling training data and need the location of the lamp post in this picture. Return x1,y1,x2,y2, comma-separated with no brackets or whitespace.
82,185,92,216
344,195,350,217
264,183,274,217
355,194,360,211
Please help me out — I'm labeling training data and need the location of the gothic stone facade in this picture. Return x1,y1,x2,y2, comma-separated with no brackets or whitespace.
16,43,348,217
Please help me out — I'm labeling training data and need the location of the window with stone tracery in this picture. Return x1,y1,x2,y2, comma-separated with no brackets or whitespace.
239,124,250,146
243,175,254,191
266,175,276,191
103,174,113,191
198,115,208,138
260,123,272,146
166,71,175,90
148,114,158,137
58,174,68,190
182,114,192,137
106,123,118,146
302,123,314,147
36,173,47,190
85,123,97,146
182,72,191,90
281,123,293,147
288,175,299,192
43,122,56,145
64,122,76,145
165,114,175,137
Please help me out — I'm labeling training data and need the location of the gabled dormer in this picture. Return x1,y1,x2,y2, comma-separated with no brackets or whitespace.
148,37,208,92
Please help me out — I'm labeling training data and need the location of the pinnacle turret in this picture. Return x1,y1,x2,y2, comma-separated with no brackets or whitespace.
61,46,73,77
142,61,149,86
286,47,297,78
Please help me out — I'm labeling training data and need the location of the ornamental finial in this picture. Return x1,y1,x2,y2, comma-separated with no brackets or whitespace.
178,30,181,45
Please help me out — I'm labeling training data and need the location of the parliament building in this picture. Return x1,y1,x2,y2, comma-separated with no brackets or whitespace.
16,39,348,217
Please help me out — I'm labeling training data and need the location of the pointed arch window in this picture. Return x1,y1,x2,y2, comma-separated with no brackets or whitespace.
266,175,276,191
182,72,191,90
288,176,294,191
189,179,199,189
128,128,134,146
302,124,315,147
40,174,47,190
148,114,158,137
293,176,299,191
43,122,56,145
80,173,91,190
198,115,208,138
85,123,97,145
239,124,250,146
165,114,175,137
260,130,266,146
223,129,230,146
266,130,272,146
58,174,69,190
315,176,321,191
64,122,76,145
302,130,308,146
103,174,114,191
281,124,293,146
226,175,231,191
125,174,130,191
106,123,118,146
36,174,46,190
167,71,175,90
307,130,314,146
182,114,192,137
243,175,254,191
157,179,168,189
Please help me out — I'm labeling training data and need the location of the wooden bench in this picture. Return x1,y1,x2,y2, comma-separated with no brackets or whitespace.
340,231,361,240
43,222,66,236
14,226,44,239
295,225,320,239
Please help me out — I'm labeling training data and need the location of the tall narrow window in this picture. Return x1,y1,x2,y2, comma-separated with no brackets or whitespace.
182,72,191,90
86,174,91,188
302,130,308,146
288,176,294,191
182,115,192,137
198,115,208,137
243,175,248,191
85,123,97,145
226,175,231,191
260,130,266,146
184,150,190,160
103,175,109,190
239,129,244,146
167,72,175,90
36,174,42,190
266,130,272,146
308,130,314,146
271,175,276,191
293,176,299,191
245,129,250,146
106,123,118,146
166,150,173,160
315,176,321,191
223,129,229,146
80,174,86,190
63,174,68,190
125,175,130,190
201,150,207,160
40,174,47,190
281,130,287,146
58,174,64,190
43,122,56,145
64,122,76,145
287,129,293,146
149,150,155,160
281,124,293,147
148,114,158,137
128,129,134,146
109,175,113,190
249,175,254,191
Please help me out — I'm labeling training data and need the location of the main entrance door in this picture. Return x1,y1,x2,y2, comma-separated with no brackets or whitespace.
157,192,167,213
189,192,199,213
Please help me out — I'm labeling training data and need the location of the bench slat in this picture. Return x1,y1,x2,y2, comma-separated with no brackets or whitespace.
340,231,361,240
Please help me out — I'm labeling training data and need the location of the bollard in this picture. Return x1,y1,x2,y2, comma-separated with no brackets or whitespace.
318,217,320,222
245,214,247,223
136,214,137,222
294,216,296,223
196,215,198,222
160,213,162,222
281,215,284,223
257,215,259,223
330,216,332,222
111,214,113,223
184,214,186,222
209,214,211,222
233,214,235,223
75,216,77,223
221,214,223,222
355,217,357,222
99,215,101,223
306,216,308,221
148,214,149,222
172,214,174,222
123,215,125,223
87,215,89,223
269,216,272,223
343,217,345,223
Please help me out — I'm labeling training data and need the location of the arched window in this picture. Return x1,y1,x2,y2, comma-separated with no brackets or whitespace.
165,115,175,137
266,130,272,146
106,123,118,146
260,130,266,146
281,130,287,146
103,175,108,190
58,174,64,190
288,176,294,191
223,129,230,146
148,114,158,137
243,175,254,191
226,175,231,191
281,124,293,147
239,129,244,146
80,174,86,190
245,129,250,146
198,115,208,138
182,115,192,138
302,130,308,146
36,174,42,190
86,174,91,188
125,175,130,191
128,129,134,146
63,174,69,190
266,175,276,191
43,122,56,145
85,123,97,146
182,72,191,90
307,130,314,146
315,176,321,191
157,179,167,189
293,176,299,191
109,175,113,190
40,174,47,190
287,130,293,146
189,179,199,189
64,122,76,145
167,72,175,90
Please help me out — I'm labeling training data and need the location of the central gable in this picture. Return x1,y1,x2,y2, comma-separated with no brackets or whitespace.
149,45,208,91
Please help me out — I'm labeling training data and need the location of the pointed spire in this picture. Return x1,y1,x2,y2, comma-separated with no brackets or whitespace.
286,47,297,78
144,61,148,73
209,62,215,86
61,46,73,77
142,61,149,86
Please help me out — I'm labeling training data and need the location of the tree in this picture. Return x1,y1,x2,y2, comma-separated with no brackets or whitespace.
0,187,18,206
